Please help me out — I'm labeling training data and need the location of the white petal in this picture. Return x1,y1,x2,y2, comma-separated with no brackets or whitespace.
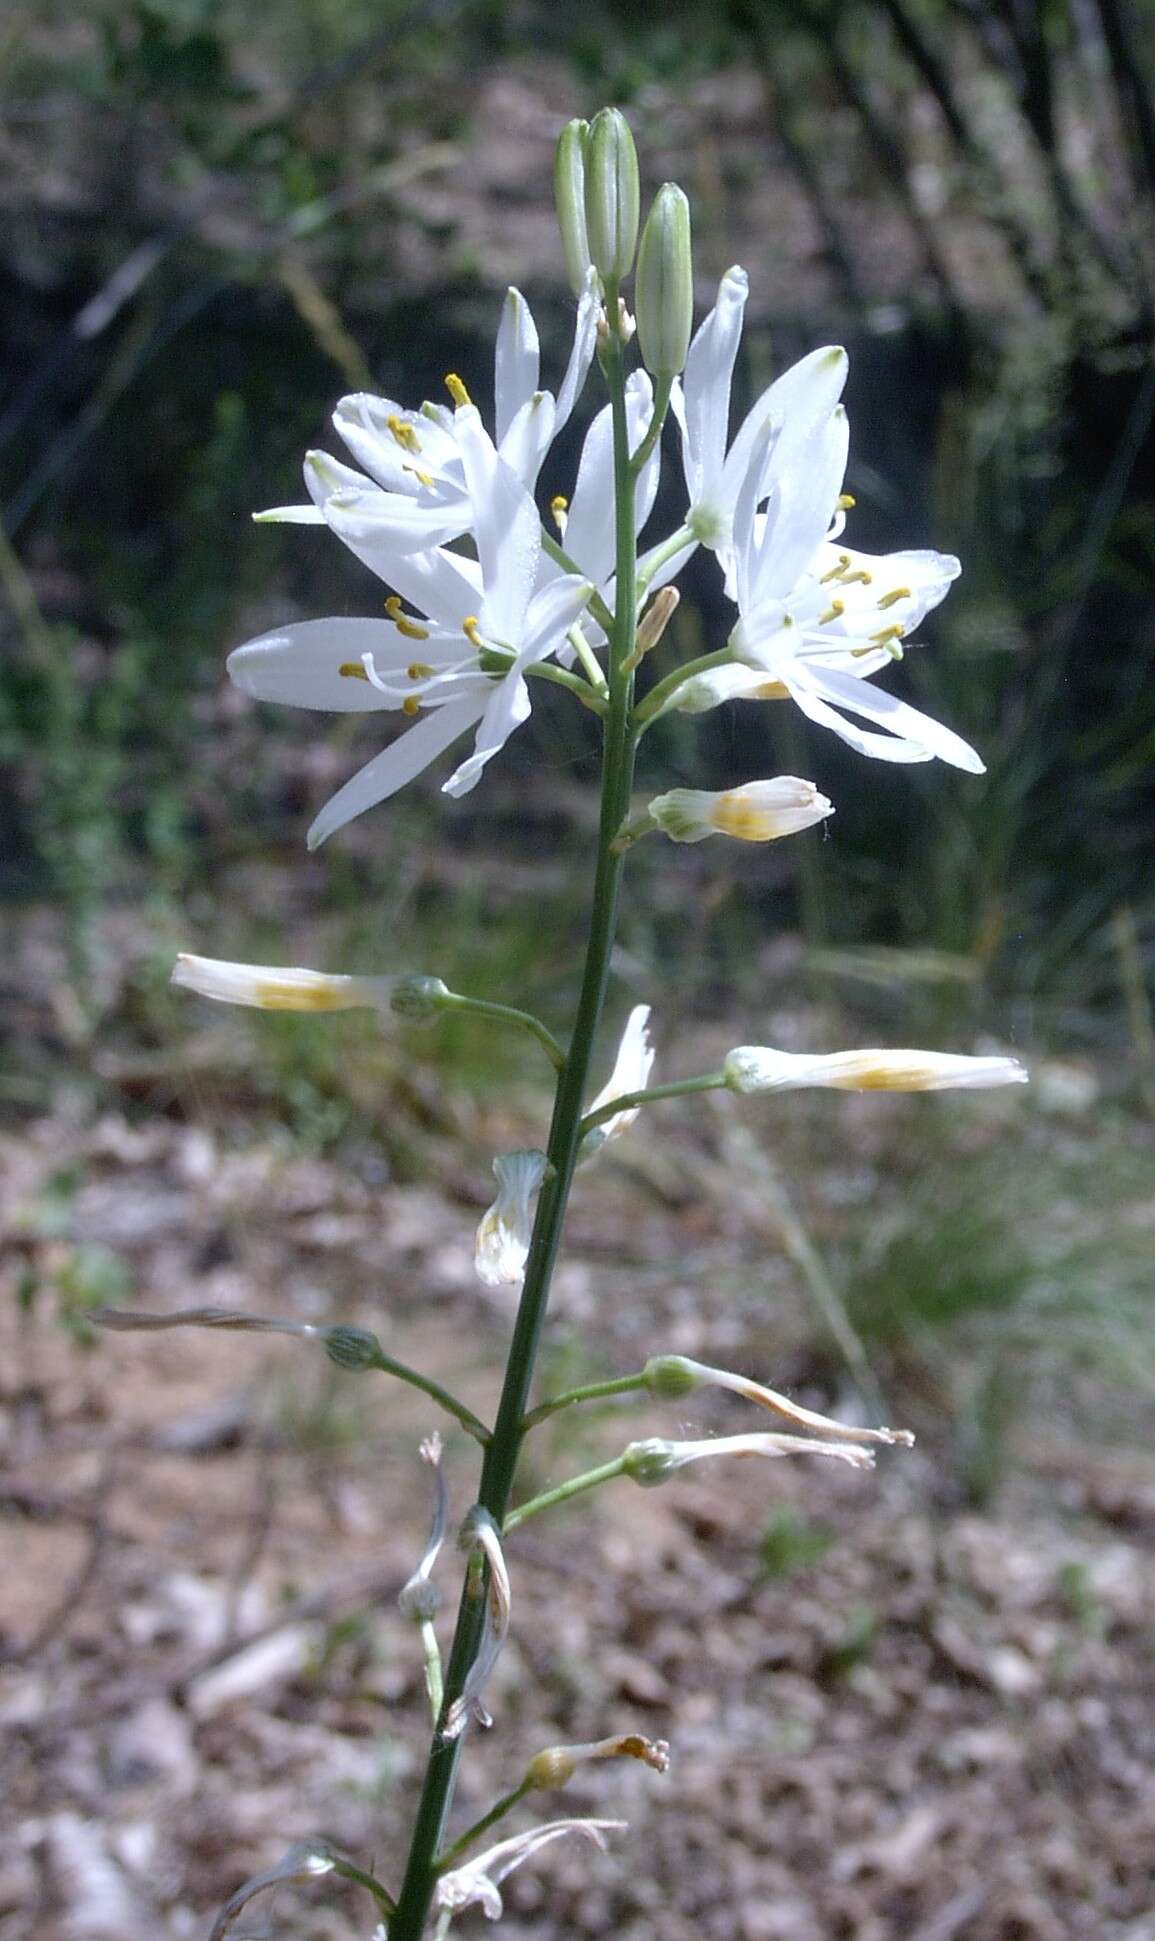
523,573,593,659
789,660,985,773
319,503,481,628
441,663,531,798
319,479,470,555
495,288,541,445
332,396,435,495
253,503,325,524
750,408,849,610
781,663,933,764
681,266,748,506
227,619,459,712
307,696,483,847
454,406,539,644
499,390,557,491
723,345,849,514
564,372,657,589
554,268,601,433
627,369,661,543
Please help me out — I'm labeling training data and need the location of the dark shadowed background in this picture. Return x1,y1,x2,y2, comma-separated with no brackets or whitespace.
3,5,1155,1937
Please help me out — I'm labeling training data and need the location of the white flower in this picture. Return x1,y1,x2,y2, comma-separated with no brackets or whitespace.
583,1005,655,1150
670,265,848,563
474,1150,549,1288
623,1432,878,1486
723,1046,1028,1094
719,402,983,772
258,275,600,547
228,406,591,845
171,953,395,1013
436,1820,626,1919
648,777,833,844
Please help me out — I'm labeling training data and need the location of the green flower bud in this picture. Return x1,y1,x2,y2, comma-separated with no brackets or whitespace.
397,1576,442,1624
584,108,640,286
389,975,450,1024
643,1354,701,1401
621,1437,679,1487
635,183,693,376
323,1325,381,1371
554,118,594,297
525,1746,577,1790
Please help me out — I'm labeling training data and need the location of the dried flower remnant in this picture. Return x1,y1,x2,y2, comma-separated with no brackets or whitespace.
443,1511,511,1740
474,1151,550,1287
648,776,834,844
643,1354,913,1448
622,1432,879,1486
526,1734,671,1789
581,1005,655,1156
398,1434,449,1624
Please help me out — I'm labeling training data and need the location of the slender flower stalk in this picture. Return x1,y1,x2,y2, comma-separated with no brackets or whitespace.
122,109,1030,1941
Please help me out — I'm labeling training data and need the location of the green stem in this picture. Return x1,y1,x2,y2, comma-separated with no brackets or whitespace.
523,1371,648,1431
442,993,566,1071
566,624,610,695
637,521,695,595
632,647,737,729
579,1070,726,1136
541,530,616,635
365,1349,491,1446
503,1455,629,1532
435,1781,532,1870
387,322,642,1941
330,1857,397,1922
629,372,673,477
524,659,608,716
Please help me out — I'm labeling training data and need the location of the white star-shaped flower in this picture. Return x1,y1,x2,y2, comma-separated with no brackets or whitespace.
228,407,590,845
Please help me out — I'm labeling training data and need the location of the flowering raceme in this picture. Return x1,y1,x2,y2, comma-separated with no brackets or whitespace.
141,111,1029,1941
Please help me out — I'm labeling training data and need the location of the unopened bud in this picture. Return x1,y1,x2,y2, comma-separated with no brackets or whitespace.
643,1354,701,1401
635,183,693,376
389,975,450,1024
639,586,679,651
554,119,595,298
584,108,640,286
323,1325,381,1371
621,1437,679,1487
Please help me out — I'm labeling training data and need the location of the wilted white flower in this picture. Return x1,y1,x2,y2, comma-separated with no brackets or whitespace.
171,952,396,1013
443,1512,511,1741
648,777,833,844
622,1432,878,1487
474,1151,549,1288
642,1355,912,1448
436,1820,626,1919
526,1734,670,1789
583,1006,655,1149
723,1046,1028,1094
398,1433,448,1624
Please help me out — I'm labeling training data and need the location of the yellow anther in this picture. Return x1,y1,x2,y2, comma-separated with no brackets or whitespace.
339,661,370,681
837,493,856,509
407,662,435,681
820,553,852,584
818,599,846,625
551,495,569,514
387,414,422,454
385,594,430,641
839,569,873,586
462,615,485,649
870,623,905,645
403,463,436,488
877,585,911,610
444,373,472,408
402,695,421,716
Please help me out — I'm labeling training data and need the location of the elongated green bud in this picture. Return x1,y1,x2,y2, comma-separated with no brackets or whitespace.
635,183,693,376
323,1325,381,1371
554,119,594,296
584,108,640,285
